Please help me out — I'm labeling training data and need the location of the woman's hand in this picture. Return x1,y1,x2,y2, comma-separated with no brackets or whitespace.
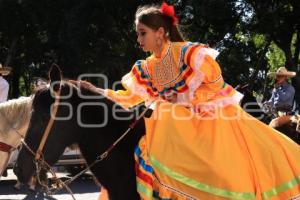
69,80,105,95
161,91,178,103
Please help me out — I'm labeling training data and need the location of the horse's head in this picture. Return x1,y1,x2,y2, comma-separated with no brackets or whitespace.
15,64,144,188
14,64,84,183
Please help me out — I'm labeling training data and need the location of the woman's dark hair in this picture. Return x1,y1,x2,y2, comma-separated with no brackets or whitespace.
135,4,184,42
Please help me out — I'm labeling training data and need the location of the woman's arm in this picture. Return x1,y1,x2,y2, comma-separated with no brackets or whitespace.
105,87,144,108
69,80,144,109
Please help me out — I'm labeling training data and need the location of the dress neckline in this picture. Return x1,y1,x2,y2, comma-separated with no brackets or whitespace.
152,41,172,60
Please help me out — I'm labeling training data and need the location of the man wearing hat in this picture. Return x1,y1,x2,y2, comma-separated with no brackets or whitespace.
0,64,11,103
264,67,296,127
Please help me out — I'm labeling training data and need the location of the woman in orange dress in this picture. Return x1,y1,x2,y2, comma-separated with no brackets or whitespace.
94,2,300,200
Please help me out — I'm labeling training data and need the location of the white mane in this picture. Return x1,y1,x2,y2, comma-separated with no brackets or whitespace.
0,96,33,134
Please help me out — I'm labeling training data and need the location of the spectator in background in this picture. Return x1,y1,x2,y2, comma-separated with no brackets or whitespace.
0,63,11,177
265,67,296,127
0,63,11,103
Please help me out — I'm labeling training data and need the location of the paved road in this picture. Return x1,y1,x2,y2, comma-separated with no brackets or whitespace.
0,169,100,200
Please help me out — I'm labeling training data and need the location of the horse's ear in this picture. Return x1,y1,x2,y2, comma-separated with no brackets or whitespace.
49,64,62,92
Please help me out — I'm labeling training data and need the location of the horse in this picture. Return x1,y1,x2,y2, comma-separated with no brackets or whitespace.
0,96,32,177
0,96,49,191
269,113,300,144
14,65,145,200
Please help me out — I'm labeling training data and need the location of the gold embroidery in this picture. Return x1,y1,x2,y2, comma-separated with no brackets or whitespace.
152,43,182,91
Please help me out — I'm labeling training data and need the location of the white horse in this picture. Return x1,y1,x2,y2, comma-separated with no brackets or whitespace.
0,96,32,177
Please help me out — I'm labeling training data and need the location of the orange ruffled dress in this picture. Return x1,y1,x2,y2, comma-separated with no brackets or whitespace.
105,41,300,200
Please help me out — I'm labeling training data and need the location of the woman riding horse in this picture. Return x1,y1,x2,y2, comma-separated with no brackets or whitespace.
16,2,300,200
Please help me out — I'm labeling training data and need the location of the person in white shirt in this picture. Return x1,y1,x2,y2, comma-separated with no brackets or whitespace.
0,63,11,177
0,64,11,103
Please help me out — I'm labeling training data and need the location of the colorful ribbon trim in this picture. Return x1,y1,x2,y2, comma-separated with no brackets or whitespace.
262,175,300,199
149,154,256,200
137,181,153,198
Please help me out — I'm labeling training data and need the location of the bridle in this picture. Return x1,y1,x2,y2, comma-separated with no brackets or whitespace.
35,88,61,161
17,87,75,196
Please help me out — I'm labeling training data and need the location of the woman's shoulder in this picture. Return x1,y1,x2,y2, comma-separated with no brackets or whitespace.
172,41,207,46
172,41,193,50
132,59,146,67
130,59,151,79
171,41,219,61
171,41,210,53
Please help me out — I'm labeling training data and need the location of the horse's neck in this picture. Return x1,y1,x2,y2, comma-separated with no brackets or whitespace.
0,110,29,132
76,104,137,156
0,97,32,147
0,118,29,147
0,100,31,177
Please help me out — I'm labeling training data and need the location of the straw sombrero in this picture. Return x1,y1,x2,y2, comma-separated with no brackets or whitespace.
267,67,296,78
0,64,11,76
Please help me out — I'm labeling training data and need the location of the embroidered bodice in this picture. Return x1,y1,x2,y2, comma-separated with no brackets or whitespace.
106,41,243,110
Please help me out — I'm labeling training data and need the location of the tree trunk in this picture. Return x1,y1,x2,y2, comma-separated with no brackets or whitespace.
249,39,271,91
4,37,19,99
5,38,18,66
11,64,20,98
294,31,300,68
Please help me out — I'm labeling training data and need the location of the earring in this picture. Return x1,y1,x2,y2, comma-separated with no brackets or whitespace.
156,38,163,49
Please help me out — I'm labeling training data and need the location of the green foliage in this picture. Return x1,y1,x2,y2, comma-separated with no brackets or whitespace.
252,34,266,49
0,0,299,97
266,42,286,71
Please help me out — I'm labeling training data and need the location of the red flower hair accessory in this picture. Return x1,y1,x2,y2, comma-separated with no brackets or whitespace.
160,2,178,25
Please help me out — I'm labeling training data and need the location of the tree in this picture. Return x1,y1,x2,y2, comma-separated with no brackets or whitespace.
245,0,300,89
0,0,298,100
